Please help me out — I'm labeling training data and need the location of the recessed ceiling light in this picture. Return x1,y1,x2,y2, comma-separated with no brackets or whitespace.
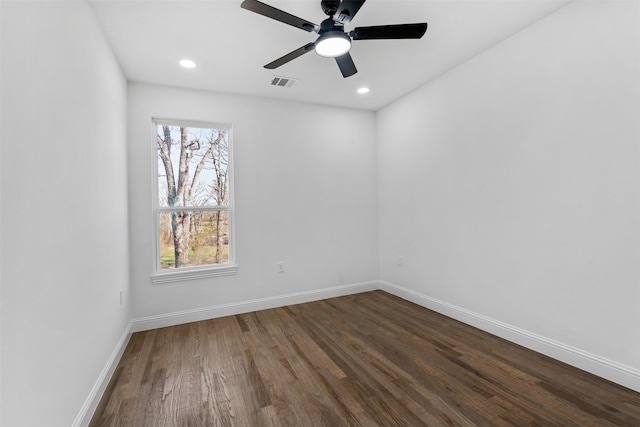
179,59,196,69
357,87,370,94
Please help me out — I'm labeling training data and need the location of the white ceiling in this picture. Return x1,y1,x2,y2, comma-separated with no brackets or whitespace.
91,0,571,111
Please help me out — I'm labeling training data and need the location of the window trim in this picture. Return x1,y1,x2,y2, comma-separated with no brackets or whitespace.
150,118,237,284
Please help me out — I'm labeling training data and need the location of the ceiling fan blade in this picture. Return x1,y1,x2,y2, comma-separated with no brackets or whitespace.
335,52,357,78
264,43,316,69
335,0,366,24
241,0,319,32
351,23,427,40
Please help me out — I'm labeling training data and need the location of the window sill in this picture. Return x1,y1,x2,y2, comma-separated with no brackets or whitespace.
151,264,238,285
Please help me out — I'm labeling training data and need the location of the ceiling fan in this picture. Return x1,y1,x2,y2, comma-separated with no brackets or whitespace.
241,0,428,78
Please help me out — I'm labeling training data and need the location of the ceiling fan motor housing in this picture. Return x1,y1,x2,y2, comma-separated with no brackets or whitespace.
319,17,343,34
321,0,340,16
315,16,349,58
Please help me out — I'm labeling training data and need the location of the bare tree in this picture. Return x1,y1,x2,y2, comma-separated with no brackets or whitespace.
209,131,229,263
157,126,228,268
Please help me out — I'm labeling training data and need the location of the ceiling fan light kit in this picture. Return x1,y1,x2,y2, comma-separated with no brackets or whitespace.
241,0,427,78
315,31,351,57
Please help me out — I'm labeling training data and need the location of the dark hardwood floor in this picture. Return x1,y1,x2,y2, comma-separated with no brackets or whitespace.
90,291,640,426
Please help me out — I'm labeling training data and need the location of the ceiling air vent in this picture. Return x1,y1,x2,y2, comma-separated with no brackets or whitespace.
270,76,297,88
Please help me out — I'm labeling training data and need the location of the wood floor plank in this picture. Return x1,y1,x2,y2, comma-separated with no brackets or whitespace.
90,291,640,426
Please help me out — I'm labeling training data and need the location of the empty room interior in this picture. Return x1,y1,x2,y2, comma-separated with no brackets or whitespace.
1,0,639,425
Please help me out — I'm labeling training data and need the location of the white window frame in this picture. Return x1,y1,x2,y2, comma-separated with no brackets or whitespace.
151,118,237,284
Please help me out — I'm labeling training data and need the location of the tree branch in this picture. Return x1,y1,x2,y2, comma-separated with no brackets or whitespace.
157,127,177,206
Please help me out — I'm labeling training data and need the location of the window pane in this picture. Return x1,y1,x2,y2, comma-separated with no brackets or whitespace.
159,210,229,269
157,125,229,208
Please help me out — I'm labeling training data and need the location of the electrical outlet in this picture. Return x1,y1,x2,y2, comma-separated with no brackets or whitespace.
277,261,285,273
397,255,404,267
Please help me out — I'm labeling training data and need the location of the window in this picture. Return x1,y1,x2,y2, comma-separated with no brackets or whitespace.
152,119,236,283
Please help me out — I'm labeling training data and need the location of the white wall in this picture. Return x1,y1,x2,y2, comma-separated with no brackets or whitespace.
2,1,638,424
128,84,378,320
0,1,130,426
378,0,640,389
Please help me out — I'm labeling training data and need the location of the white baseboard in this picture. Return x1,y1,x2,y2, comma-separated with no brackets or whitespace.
72,321,133,427
132,280,380,332
380,280,640,393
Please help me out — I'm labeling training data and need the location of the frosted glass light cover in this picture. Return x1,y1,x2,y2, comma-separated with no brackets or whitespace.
315,33,351,57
